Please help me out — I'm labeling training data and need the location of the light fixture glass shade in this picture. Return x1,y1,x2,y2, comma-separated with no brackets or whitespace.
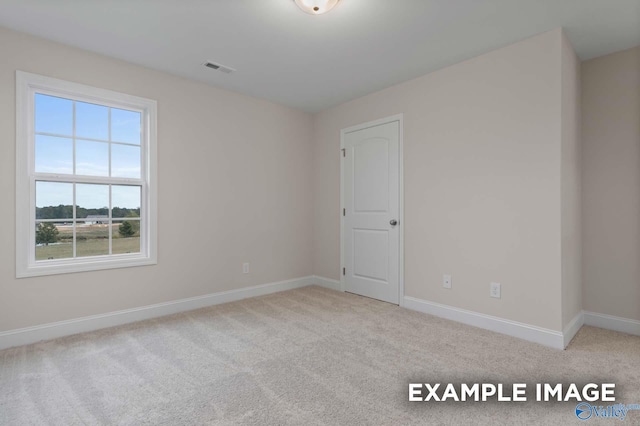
294,0,340,15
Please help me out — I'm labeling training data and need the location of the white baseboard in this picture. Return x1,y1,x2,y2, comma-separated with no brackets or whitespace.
584,311,640,337
4,277,636,352
563,311,585,348
403,296,565,349
312,275,341,291
0,275,315,351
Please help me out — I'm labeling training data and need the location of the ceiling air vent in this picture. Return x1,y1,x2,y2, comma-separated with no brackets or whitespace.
203,61,236,74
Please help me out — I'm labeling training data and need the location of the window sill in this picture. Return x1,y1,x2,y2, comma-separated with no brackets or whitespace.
16,254,157,278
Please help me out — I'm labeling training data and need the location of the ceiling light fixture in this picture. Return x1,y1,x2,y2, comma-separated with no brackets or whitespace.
294,0,340,15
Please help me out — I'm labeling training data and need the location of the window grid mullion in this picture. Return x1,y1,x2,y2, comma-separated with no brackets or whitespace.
108,107,112,178
109,184,113,255
72,101,77,258
32,174,144,186
108,107,113,256
35,217,140,222
34,131,140,148
72,183,77,258
72,100,76,176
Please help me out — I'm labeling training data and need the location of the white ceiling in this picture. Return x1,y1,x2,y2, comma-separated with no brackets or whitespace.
1,0,638,112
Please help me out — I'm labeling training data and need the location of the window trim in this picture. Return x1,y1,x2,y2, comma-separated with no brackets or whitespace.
16,71,158,278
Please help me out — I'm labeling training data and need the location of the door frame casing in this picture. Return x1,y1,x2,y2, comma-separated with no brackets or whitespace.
340,114,404,307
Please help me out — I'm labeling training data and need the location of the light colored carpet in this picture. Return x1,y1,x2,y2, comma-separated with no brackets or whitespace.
1,285,639,425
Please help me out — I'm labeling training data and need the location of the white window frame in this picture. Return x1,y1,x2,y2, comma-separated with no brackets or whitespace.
16,71,157,278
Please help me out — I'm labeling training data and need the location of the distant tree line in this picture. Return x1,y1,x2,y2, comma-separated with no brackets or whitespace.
36,205,140,220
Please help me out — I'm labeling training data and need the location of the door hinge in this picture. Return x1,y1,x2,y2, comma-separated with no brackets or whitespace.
343,208,346,216
341,148,346,157
343,267,346,276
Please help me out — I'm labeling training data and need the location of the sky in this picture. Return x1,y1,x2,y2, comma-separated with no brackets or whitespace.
34,94,142,210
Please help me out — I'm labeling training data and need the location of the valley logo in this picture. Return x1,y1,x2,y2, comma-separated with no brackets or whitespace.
575,402,640,421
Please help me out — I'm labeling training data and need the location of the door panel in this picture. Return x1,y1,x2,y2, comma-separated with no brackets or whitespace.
353,229,389,282
354,138,389,212
343,120,399,304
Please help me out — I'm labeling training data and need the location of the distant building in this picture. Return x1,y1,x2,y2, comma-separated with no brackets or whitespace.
84,215,108,225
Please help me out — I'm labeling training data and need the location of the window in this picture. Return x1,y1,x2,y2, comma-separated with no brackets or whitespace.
16,71,157,277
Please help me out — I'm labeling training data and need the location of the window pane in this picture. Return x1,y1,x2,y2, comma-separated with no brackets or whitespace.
76,101,109,140
35,135,73,174
113,219,140,254
111,144,141,178
76,222,109,258
76,183,109,222
112,185,140,218
36,221,73,261
76,140,109,176
76,183,109,258
36,182,73,219
35,94,73,136
111,108,141,144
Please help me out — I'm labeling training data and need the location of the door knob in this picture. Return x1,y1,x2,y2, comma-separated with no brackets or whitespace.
390,219,398,226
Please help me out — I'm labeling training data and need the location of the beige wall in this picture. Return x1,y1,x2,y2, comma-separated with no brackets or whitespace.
0,27,315,332
314,30,568,331
582,46,640,321
560,32,582,328
4,23,634,336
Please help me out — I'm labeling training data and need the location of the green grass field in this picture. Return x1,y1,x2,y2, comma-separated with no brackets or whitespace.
36,224,140,261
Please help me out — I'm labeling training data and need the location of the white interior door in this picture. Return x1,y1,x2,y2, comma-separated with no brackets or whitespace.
343,119,400,304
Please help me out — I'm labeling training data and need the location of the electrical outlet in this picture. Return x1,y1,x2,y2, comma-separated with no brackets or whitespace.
243,263,250,274
490,282,501,298
443,274,452,289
